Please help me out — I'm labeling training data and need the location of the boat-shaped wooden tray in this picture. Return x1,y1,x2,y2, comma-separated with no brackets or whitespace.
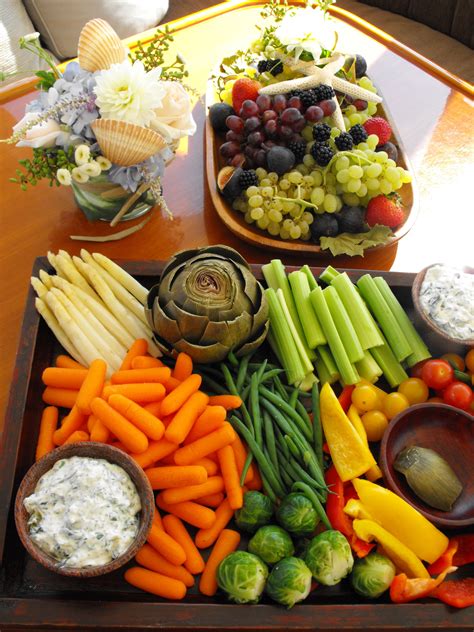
0,258,472,632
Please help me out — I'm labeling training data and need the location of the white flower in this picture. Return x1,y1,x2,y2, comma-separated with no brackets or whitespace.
23,32,41,42
94,60,165,127
149,81,196,142
13,113,62,148
74,144,90,166
96,156,112,171
274,7,335,61
71,166,89,183
81,160,102,177
56,168,72,186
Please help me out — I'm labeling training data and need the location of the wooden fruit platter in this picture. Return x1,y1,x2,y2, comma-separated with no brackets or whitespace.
0,258,472,632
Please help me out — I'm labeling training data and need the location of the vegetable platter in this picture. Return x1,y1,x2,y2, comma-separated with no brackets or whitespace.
0,258,472,632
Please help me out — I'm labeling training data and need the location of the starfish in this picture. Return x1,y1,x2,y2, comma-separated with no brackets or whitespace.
259,53,382,132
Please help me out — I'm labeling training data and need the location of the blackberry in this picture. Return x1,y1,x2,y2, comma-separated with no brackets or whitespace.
310,142,334,167
312,123,332,142
257,60,269,74
334,132,354,151
313,84,335,102
239,169,259,189
349,124,368,144
287,140,307,163
300,89,318,109
257,59,283,76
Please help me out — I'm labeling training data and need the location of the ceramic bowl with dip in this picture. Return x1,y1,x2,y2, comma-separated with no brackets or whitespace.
15,442,154,577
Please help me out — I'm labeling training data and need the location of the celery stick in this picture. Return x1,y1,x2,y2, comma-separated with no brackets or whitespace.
276,288,314,376
355,350,383,383
331,273,384,350
319,265,340,285
301,265,318,291
289,271,326,348
373,276,431,367
357,275,412,362
262,263,278,289
318,345,340,382
315,356,334,385
369,329,408,387
310,286,360,385
323,286,364,363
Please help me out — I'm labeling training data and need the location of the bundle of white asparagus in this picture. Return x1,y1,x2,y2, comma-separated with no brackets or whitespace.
31,250,160,376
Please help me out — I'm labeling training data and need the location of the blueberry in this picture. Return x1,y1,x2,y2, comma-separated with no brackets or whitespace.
266,146,295,176
310,213,339,240
209,103,235,132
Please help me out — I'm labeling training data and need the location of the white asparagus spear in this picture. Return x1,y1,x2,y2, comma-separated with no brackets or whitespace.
35,297,88,366
31,277,48,299
54,253,98,299
38,269,53,289
92,252,149,304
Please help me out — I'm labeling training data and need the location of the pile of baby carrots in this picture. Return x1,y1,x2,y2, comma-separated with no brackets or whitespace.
36,338,262,599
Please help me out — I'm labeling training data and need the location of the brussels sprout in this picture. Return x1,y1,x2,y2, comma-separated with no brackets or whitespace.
276,493,319,537
235,491,274,533
266,557,312,608
217,551,268,604
351,553,396,598
304,530,354,586
248,525,294,565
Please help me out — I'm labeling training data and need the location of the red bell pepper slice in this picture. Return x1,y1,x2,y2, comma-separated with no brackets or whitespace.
390,567,454,604
338,385,355,413
452,535,474,567
427,540,458,576
431,578,474,608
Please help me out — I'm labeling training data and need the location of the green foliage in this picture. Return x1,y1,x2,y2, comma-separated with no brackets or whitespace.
10,146,76,189
35,70,56,91
129,26,189,82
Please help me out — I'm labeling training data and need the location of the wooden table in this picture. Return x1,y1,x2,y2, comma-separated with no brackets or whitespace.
0,1,473,436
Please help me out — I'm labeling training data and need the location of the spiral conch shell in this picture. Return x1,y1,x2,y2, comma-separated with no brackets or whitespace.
78,19,127,72
91,119,167,167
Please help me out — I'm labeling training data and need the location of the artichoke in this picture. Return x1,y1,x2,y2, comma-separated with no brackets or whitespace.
146,245,269,363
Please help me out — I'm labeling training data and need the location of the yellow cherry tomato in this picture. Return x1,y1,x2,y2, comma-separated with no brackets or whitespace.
351,384,379,413
397,378,429,405
465,349,474,374
383,392,410,420
361,410,389,442
441,353,465,371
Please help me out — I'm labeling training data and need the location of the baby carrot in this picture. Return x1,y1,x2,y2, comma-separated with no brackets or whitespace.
63,430,89,445
207,395,242,410
162,514,205,575
55,355,86,370
87,414,97,434
146,522,186,566
156,496,216,530
161,476,224,505
163,376,181,392
195,497,234,549
42,368,88,390
218,445,243,510
90,417,110,443
78,422,89,434
102,383,165,403
76,359,107,415
160,453,179,466
120,339,148,370
90,397,149,454
131,355,164,369
111,367,171,385
183,405,226,445
190,457,218,476
199,529,241,597
143,401,162,417
135,544,194,587
160,374,202,417
173,423,236,466
124,566,186,600
53,405,87,445
232,434,255,484
245,464,263,490
35,406,58,460
42,387,78,409
196,492,225,508
108,394,165,441
130,438,177,469
109,441,129,453
145,465,207,489
165,391,209,445
172,353,193,381
153,507,163,530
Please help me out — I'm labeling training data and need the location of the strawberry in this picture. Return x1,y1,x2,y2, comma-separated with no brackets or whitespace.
232,78,261,115
363,117,392,145
366,195,405,228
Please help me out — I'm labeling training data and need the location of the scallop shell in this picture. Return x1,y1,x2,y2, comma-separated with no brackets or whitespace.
78,19,127,72
91,119,167,167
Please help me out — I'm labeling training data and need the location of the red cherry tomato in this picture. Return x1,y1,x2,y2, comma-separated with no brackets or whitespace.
411,360,428,379
443,381,473,411
421,359,454,390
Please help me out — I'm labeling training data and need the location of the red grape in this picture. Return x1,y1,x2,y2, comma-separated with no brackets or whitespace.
244,117,261,134
220,141,241,158
280,107,302,126
226,115,244,133
256,94,272,112
273,94,287,113
279,125,293,140
305,105,324,122
264,119,278,137
240,100,259,119
255,149,266,167
320,99,336,116
226,130,243,142
292,118,306,133
247,131,265,146
287,96,302,111
262,110,277,124
230,153,245,167
354,99,368,111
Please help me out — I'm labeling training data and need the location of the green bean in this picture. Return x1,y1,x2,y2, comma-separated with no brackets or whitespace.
262,410,279,473
239,451,253,487
292,482,331,529
227,351,239,367
248,362,279,371
284,434,300,459
290,460,327,495
255,359,268,384
274,426,290,459
273,375,290,402
263,444,285,490
282,383,312,397
312,382,323,469
236,353,252,392
222,364,254,434
200,374,228,395
289,388,299,409
259,368,284,383
279,466,293,491
260,471,278,503
259,385,313,442
295,398,312,430
250,373,263,447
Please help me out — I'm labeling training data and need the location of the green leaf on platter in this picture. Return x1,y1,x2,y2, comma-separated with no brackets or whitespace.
319,225,393,257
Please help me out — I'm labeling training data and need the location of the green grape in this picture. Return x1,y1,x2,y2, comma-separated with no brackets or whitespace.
290,206,303,218
282,218,294,230
289,224,302,239
336,169,350,183
385,167,400,184
386,159,396,168
232,199,242,211
270,199,283,211
359,77,372,89
391,178,402,191
367,102,377,116
246,185,259,197
311,170,323,186
268,172,279,184
268,209,283,223
357,142,369,151
303,175,315,187
261,186,274,198
326,173,336,186
330,126,339,138
301,230,311,241
257,216,270,230
288,171,303,185
349,113,362,126
366,178,380,191
298,220,309,234
277,190,287,198
303,154,316,168
244,211,254,224
302,126,314,142
366,162,382,178
343,192,360,206
375,151,388,163
359,111,369,124
326,185,337,195
297,164,310,175
343,116,351,129
255,167,268,179
348,165,364,179
282,200,294,213
260,178,272,188
268,221,281,236
250,207,264,220
364,149,377,160
336,156,350,170
356,183,368,197
299,187,310,200
279,227,290,239
323,193,338,213
347,178,362,193
302,211,314,224
279,178,291,190
249,194,263,208
379,179,392,195
346,105,356,114
335,196,343,212
367,134,379,150
311,187,325,206
401,170,412,184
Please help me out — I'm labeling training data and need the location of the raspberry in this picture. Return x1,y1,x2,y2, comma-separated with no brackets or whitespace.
349,124,368,144
239,169,259,189
363,117,392,145
310,142,334,166
314,84,335,102
365,195,405,228
312,123,331,142
334,132,354,151
287,140,307,163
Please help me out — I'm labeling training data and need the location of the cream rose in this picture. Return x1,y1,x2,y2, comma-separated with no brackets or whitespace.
150,81,196,142
13,113,62,148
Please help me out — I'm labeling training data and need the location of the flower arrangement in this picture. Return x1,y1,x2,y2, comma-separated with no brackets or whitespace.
3,20,196,238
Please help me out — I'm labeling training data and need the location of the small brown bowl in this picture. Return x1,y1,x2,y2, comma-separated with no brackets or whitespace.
15,442,154,577
412,263,474,356
380,403,474,528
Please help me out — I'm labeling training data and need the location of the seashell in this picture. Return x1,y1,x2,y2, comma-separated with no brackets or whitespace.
78,19,127,72
91,118,167,167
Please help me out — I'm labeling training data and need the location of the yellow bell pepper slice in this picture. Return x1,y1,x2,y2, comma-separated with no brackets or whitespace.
320,383,376,482
353,519,430,578
344,498,376,521
352,479,448,563
347,405,383,481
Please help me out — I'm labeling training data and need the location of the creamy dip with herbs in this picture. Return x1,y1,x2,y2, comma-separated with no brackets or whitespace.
24,456,141,568
419,265,474,341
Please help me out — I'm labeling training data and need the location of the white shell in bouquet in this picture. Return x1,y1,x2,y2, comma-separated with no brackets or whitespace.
91,118,167,167
78,19,127,72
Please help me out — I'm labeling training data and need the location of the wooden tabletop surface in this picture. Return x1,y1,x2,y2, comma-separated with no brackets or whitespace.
0,1,473,436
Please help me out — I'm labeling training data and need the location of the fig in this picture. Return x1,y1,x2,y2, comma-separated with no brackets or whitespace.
217,166,243,201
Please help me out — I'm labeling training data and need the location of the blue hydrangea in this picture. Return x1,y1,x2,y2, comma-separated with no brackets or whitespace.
108,152,165,193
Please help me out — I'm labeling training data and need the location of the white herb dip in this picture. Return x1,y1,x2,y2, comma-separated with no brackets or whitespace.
419,265,474,341
24,456,141,568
